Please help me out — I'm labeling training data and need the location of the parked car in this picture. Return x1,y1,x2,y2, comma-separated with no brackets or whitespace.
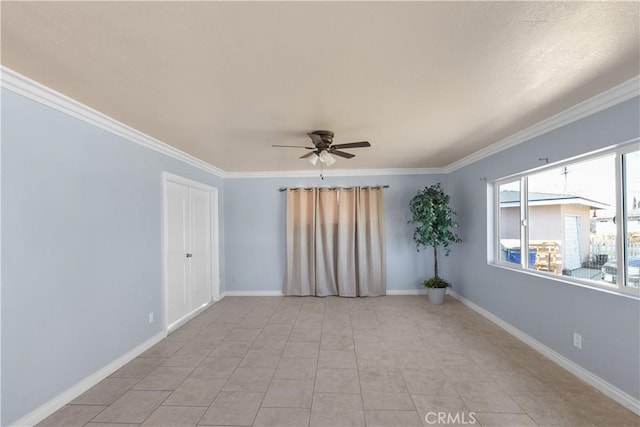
601,256,640,286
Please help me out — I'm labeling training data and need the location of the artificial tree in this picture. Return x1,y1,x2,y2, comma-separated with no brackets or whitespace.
409,183,461,289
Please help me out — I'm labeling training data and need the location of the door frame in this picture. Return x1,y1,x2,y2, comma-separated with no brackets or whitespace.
162,172,220,335
563,214,582,271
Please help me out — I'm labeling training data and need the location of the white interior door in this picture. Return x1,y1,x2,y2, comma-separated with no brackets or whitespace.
189,187,212,310
166,181,190,327
564,215,581,270
164,173,219,333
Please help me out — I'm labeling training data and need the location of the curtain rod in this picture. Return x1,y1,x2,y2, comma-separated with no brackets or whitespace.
278,185,389,192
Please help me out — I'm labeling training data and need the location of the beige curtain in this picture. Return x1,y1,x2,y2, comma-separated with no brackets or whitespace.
283,186,386,297
283,188,316,296
356,187,386,296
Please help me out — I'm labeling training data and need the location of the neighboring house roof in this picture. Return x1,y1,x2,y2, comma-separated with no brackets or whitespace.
499,190,609,209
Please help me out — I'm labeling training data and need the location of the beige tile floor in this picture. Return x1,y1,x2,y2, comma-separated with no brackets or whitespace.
38,296,639,427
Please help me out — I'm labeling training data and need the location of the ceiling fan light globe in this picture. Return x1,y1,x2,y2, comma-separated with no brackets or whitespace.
320,150,336,166
308,153,320,165
319,150,330,163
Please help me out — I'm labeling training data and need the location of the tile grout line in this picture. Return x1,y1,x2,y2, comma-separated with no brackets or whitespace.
347,303,370,427
132,313,212,427
306,298,323,427
195,305,245,426
251,298,300,426
44,296,637,427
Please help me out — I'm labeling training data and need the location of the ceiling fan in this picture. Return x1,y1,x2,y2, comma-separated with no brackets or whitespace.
273,130,371,166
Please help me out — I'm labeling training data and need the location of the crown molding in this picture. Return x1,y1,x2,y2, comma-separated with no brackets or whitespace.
2,66,637,179
444,75,640,173
224,167,445,179
0,66,442,179
0,66,225,178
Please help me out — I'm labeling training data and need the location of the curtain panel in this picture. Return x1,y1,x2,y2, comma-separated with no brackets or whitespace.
283,186,386,297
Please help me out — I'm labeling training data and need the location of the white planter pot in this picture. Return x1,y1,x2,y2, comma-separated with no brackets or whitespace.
426,287,446,304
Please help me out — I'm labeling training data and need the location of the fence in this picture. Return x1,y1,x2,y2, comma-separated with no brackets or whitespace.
590,242,640,259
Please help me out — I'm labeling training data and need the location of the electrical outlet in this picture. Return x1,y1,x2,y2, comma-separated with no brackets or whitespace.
149,312,154,324
573,332,582,349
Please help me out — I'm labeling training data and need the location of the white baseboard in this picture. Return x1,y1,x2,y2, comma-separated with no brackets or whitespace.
221,290,285,297
448,290,640,415
221,289,426,297
12,332,165,427
168,299,217,333
387,289,426,295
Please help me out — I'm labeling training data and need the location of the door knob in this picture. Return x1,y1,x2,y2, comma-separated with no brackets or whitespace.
186,253,193,258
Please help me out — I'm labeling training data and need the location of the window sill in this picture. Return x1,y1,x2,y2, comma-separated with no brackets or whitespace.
490,261,640,300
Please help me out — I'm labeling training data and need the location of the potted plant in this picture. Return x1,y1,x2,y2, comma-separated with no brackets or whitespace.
409,183,461,304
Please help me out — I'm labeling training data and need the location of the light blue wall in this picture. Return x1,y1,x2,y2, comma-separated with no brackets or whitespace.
224,174,450,292
1,89,225,425
447,97,640,399
3,81,638,425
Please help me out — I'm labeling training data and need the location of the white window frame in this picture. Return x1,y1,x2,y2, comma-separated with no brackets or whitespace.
491,141,640,297
618,143,639,290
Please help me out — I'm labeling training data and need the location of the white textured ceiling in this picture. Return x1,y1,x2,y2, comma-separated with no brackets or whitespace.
2,1,638,172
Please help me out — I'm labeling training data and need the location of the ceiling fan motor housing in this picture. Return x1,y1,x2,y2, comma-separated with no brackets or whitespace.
311,130,334,147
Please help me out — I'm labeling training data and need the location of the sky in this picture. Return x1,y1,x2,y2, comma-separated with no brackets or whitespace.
501,150,639,217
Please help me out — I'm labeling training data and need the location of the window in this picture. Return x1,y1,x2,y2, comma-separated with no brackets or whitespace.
623,150,640,288
493,144,639,294
497,181,522,264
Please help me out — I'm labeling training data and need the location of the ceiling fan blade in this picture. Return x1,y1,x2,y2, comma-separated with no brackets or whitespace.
330,141,371,149
272,145,314,149
299,151,317,159
330,149,355,159
307,133,325,147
